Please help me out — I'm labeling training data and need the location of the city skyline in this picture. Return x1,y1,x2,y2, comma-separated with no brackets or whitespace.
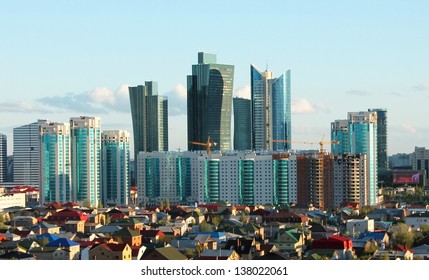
1,1,429,157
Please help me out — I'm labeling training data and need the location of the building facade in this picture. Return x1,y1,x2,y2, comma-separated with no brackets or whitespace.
39,122,72,204
369,108,388,173
13,119,49,186
412,146,429,184
187,52,234,152
70,116,101,207
250,64,291,151
233,97,252,151
101,130,130,207
0,133,6,182
128,81,168,161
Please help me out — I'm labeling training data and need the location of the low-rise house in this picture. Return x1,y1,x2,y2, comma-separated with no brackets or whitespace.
10,216,37,228
312,235,354,260
141,246,187,260
65,220,85,233
45,238,80,260
224,237,257,260
310,222,338,240
412,244,429,260
346,218,374,235
109,218,144,231
44,208,89,228
140,229,164,243
198,249,240,260
271,228,304,253
89,243,132,260
194,234,218,250
264,211,309,225
90,225,122,238
112,227,142,247
0,251,36,260
405,212,429,229
30,222,60,234
29,246,71,260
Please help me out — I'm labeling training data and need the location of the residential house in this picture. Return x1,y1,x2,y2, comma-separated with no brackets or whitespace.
30,223,60,234
10,216,37,228
0,251,36,260
89,243,133,260
140,229,164,243
140,246,187,260
405,212,429,229
412,244,429,260
194,234,218,250
65,220,85,233
346,218,374,235
109,218,144,231
112,227,142,247
45,238,80,260
29,246,71,260
224,237,257,260
198,249,240,260
310,222,338,240
264,211,309,225
90,225,122,238
311,235,354,260
44,208,89,228
271,228,304,254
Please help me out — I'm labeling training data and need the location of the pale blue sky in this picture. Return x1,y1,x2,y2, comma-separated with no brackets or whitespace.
1,1,428,157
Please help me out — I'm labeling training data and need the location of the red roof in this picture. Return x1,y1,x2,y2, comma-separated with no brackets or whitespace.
312,235,353,250
8,185,39,193
46,208,89,222
197,204,222,211
340,201,360,210
62,202,80,208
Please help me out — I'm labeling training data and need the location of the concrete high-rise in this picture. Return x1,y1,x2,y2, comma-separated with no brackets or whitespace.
251,64,291,151
39,122,71,204
13,119,49,186
129,81,168,161
233,97,252,151
187,52,234,152
101,130,130,207
70,116,101,207
0,134,6,182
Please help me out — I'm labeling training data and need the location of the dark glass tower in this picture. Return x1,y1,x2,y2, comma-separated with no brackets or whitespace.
129,81,168,161
187,52,234,152
233,97,252,151
0,133,6,182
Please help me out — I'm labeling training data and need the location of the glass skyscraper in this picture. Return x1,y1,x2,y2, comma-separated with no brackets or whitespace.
70,116,101,207
331,119,349,154
251,64,291,151
13,119,49,186
187,52,234,152
129,81,168,161
101,130,130,207
233,97,252,151
39,122,71,204
369,108,388,173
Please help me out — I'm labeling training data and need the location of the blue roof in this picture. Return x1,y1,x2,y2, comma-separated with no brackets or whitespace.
199,232,226,238
358,232,387,241
46,238,79,247
36,233,60,242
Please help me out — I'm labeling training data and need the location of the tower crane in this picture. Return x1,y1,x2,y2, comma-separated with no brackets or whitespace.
272,137,340,154
189,136,217,155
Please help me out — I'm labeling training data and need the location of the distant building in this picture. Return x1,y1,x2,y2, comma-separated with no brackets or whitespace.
233,97,252,151
13,119,49,186
128,81,168,161
369,108,388,173
187,52,234,152
101,130,130,207
0,133,6,182
412,147,429,185
70,116,101,207
251,64,291,151
39,122,71,204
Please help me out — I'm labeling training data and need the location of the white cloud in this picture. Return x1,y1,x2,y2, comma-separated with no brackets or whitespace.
292,99,315,113
165,83,187,116
414,83,429,91
401,124,417,134
88,87,115,105
234,85,251,99
0,101,52,113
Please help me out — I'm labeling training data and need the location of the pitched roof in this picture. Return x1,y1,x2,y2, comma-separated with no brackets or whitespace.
36,233,60,242
112,227,141,238
46,238,79,247
151,246,188,260
0,251,35,260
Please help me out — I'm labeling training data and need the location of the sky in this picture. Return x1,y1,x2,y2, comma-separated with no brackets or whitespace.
1,1,428,158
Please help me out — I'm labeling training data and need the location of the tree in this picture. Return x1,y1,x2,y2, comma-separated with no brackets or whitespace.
211,215,223,230
82,198,92,208
199,221,212,232
392,223,415,248
165,198,170,211
159,200,164,212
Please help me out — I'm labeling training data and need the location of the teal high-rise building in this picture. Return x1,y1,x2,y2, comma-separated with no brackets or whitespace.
331,119,349,154
70,116,101,207
187,52,234,152
233,97,252,151
39,122,71,204
101,130,130,207
129,81,168,161
251,65,291,151
348,111,378,205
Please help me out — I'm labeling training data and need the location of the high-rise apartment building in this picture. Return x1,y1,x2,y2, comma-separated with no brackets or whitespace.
233,97,252,151
39,122,71,204
137,151,289,207
13,119,49,186
0,134,6,182
70,116,101,207
369,108,388,173
129,81,168,161
331,119,349,154
187,52,234,152
101,130,130,207
250,64,291,151
348,111,378,205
